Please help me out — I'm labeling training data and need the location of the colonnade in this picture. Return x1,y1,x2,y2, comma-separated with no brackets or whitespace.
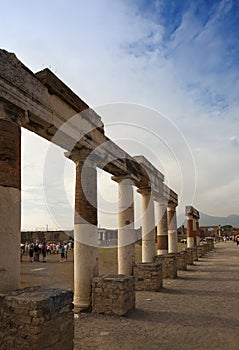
0,116,179,309
67,154,179,310
185,206,200,248
0,49,180,313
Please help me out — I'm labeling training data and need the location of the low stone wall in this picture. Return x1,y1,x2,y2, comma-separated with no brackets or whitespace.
175,251,187,271
206,240,214,250
133,262,163,291
192,247,198,261
184,248,194,265
92,274,135,316
202,243,210,254
0,287,73,350
154,254,177,279
197,245,205,258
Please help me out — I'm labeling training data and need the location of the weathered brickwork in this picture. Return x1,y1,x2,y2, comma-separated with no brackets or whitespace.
133,263,163,291
0,287,74,350
0,119,21,189
154,254,177,279
92,274,135,316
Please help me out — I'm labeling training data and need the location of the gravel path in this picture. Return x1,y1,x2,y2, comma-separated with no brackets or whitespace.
74,242,239,350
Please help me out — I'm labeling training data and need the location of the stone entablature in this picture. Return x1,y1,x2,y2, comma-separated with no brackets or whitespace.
133,155,164,196
185,206,200,219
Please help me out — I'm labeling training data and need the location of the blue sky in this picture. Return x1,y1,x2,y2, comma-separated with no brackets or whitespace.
1,0,239,229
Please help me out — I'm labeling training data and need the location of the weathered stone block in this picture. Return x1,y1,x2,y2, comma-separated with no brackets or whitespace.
192,247,198,261
197,245,205,258
184,248,194,265
0,286,74,350
154,254,177,279
92,274,135,316
133,262,163,291
175,251,187,271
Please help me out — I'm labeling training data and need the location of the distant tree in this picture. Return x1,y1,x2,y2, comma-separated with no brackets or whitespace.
222,225,233,232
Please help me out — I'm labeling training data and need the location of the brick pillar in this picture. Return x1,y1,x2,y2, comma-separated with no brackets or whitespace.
112,176,135,275
138,187,155,263
156,197,168,255
0,116,21,292
66,148,98,312
187,214,194,248
168,205,178,253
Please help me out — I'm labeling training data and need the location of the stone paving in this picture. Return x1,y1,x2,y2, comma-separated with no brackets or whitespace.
20,242,239,349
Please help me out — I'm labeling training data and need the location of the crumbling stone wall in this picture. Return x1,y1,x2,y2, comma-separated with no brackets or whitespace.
0,287,73,350
92,274,135,316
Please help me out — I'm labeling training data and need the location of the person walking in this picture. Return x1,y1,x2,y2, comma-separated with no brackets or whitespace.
41,242,47,263
64,242,68,261
29,244,34,263
60,245,65,262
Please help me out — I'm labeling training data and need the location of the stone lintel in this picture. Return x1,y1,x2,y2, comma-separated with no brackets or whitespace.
133,155,164,192
137,185,151,196
185,205,200,219
155,183,178,208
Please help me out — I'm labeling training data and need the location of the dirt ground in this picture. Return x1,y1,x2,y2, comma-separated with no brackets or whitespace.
20,242,239,350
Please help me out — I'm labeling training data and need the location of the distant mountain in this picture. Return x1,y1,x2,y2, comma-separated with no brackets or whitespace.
178,212,239,228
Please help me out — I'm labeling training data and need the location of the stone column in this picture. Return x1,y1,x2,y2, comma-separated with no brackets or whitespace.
193,217,197,246
112,176,135,275
0,115,21,293
195,218,200,245
66,148,98,312
218,225,222,240
156,197,168,255
167,205,178,253
138,187,155,263
187,214,194,248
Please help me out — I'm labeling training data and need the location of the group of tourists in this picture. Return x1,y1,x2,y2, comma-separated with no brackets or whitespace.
20,241,73,263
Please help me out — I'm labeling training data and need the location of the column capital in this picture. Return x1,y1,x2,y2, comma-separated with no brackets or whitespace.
137,186,151,196
167,203,177,211
0,100,26,125
155,195,168,207
186,214,193,220
185,205,200,219
65,147,100,167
